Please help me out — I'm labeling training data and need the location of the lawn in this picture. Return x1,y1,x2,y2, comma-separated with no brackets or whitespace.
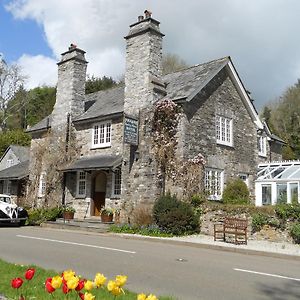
0,259,173,300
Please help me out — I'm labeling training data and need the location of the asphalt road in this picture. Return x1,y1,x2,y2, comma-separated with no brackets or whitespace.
0,226,299,300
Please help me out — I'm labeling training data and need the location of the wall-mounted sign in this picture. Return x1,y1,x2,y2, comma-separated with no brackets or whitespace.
124,116,139,145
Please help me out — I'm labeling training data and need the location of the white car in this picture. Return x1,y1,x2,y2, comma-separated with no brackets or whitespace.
0,194,28,226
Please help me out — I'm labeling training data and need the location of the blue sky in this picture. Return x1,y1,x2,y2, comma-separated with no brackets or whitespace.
0,1,51,63
1,0,300,110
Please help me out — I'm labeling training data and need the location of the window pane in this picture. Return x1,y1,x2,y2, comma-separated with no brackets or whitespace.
113,169,122,195
277,184,287,204
94,125,99,145
106,123,111,143
99,124,105,144
262,184,272,205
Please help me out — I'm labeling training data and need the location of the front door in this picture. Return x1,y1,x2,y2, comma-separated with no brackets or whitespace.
94,192,105,216
93,172,107,216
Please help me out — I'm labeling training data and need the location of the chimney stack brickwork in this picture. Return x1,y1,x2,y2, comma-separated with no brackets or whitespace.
52,47,88,132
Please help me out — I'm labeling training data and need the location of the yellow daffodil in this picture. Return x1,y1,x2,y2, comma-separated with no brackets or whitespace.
67,275,79,290
84,280,94,291
137,293,147,300
84,292,95,300
107,280,123,296
51,275,62,289
115,275,127,287
63,269,76,281
146,294,158,300
94,273,106,287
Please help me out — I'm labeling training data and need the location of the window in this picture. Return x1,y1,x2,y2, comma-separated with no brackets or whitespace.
205,168,224,200
3,180,11,195
262,184,272,205
258,135,267,157
216,115,233,146
77,171,86,197
92,121,111,148
239,174,249,187
6,158,13,168
112,168,122,197
38,172,46,197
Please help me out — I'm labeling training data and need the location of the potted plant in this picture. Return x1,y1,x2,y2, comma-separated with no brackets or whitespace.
63,206,76,220
100,207,114,223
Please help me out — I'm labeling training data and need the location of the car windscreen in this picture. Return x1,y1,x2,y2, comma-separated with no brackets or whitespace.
0,196,11,204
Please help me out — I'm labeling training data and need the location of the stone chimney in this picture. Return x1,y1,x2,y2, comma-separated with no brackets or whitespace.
51,44,88,131
124,11,165,116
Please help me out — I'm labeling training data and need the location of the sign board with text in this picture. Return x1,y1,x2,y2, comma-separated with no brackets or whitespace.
124,116,139,145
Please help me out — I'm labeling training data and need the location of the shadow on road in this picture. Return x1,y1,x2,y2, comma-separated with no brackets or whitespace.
258,281,300,300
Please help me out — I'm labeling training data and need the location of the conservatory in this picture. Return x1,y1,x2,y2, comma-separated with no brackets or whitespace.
255,161,300,206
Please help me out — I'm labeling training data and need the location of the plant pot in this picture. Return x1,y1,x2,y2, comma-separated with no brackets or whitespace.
63,211,74,220
101,213,113,223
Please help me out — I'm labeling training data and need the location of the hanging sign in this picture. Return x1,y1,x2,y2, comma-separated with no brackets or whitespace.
124,116,139,145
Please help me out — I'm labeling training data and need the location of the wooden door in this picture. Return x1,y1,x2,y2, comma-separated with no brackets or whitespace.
94,192,105,216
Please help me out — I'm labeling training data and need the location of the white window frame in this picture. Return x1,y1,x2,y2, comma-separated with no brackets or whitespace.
92,120,112,148
112,168,122,197
76,171,87,198
205,168,224,200
38,172,46,197
258,135,267,157
3,180,11,195
6,158,14,168
216,115,233,146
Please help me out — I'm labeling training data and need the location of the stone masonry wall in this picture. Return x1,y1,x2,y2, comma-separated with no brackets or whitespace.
181,69,261,196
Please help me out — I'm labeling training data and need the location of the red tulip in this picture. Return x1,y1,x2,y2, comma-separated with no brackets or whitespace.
78,292,84,300
11,277,23,289
75,279,85,291
45,278,55,293
19,295,25,300
62,282,69,294
25,268,35,280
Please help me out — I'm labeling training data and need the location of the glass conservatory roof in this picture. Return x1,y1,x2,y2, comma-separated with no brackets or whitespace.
257,161,300,181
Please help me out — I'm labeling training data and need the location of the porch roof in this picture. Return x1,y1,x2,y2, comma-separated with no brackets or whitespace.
0,161,29,180
62,155,123,172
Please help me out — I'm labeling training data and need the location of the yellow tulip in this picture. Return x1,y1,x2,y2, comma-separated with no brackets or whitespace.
67,276,79,290
84,280,94,291
146,294,158,300
115,275,127,287
51,275,62,289
84,292,95,300
94,273,106,287
107,280,122,296
137,293,147,300
63,269,76,281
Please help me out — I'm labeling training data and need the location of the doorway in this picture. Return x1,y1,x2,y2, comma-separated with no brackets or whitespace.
92,172,107,216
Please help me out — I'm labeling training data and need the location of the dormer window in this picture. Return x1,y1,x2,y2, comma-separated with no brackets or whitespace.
216,115,233,146
6,158,13,168
92,121,111,148
258,135,267,157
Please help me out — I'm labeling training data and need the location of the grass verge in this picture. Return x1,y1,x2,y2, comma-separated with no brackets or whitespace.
0,259,173,300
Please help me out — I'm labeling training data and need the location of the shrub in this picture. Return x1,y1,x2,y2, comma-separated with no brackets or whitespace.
251,213,269,232
190,193,207,207
132,204,153,226
275,204,300,221
27,207,63,225
153,193,199,236
290,223,300,244
222,179,250,205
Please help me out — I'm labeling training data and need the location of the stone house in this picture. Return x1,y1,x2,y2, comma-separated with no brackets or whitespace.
0,145,29,203
24,11,283,218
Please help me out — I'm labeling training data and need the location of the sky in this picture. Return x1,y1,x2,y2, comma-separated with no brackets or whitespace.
1,0,300,111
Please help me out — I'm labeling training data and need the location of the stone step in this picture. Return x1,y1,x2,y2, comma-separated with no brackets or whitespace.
41,218,112,233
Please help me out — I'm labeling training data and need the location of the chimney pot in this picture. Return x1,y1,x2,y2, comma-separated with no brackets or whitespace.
144,10,152,18
138,15,144,22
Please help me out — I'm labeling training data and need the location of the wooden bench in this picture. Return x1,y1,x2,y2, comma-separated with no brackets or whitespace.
214,217,248,245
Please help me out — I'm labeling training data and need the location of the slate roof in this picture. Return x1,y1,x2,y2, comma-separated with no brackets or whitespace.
74,85,124,123
0,160,29,180
163,57,229,101
25,57,232,130
10,145,30,162
62,155,122,172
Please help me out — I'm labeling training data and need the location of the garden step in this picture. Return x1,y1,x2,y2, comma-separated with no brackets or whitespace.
40,218,112,233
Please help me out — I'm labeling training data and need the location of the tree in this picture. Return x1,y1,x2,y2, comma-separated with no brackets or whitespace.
265,80,300,159
0,58,25,130
162,53,189,75
85,75,117,94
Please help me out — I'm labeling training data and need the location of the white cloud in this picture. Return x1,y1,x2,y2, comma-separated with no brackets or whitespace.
16,54,57,89
6,0,300,109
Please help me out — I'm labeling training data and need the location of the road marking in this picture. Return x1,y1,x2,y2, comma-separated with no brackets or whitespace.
234,268,300,282
16,235,136,254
